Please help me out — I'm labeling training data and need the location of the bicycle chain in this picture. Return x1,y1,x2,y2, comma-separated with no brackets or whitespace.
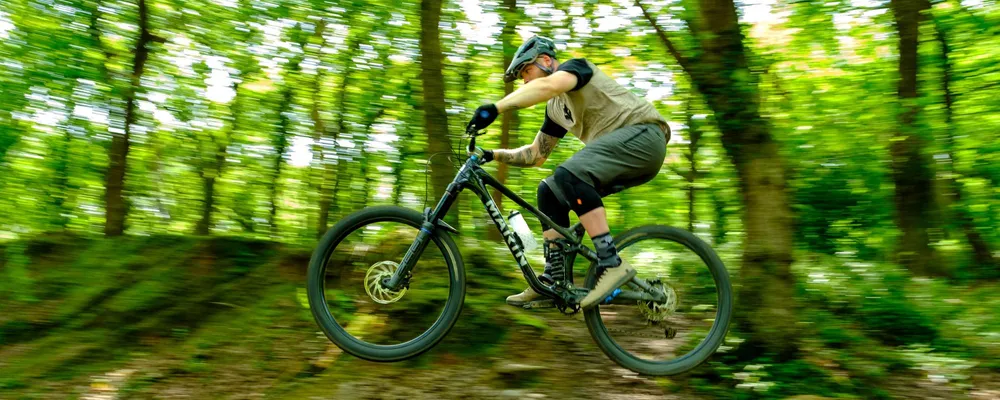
606,327,662,339
606,323,677,339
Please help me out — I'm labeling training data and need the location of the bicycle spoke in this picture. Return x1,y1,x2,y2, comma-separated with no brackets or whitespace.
587,227,728,368
320,220,453,346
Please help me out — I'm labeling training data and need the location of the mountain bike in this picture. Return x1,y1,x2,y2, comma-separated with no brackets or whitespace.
306,128,733,376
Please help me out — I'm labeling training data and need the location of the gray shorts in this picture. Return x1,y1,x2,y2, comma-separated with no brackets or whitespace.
547,123,668,201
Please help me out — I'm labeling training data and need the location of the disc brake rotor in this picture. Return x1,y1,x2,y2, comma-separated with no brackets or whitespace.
638,279,677,322
364,261,407,304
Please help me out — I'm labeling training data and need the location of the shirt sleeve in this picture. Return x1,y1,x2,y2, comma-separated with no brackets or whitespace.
556,58,594,92
541,106,568,138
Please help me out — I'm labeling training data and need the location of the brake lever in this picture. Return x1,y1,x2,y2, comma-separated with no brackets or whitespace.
466,126,482,152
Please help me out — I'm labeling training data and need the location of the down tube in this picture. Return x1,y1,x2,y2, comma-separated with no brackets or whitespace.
476,171,577,240
465,172,561,301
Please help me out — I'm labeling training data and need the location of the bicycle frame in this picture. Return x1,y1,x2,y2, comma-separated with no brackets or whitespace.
380,151,585,300
383,136,667,306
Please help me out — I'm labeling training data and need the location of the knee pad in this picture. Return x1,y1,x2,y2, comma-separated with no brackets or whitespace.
537,180,570,228
553,167,603,216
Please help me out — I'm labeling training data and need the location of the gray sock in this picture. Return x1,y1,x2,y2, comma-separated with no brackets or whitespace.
593,232,621,269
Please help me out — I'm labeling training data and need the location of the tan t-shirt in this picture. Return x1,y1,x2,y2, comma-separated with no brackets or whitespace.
544,59,669,145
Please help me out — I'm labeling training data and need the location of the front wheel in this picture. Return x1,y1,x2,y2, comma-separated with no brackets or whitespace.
583,225,733,375
306,206,466,362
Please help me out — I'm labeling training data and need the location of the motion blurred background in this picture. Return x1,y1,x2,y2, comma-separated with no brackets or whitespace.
0,0,998,398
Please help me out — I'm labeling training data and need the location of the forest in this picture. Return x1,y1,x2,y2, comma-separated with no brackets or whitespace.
0,0,998,398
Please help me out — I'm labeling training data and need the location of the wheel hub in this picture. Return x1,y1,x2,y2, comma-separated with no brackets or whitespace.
364,261,407,304
638,279,677,322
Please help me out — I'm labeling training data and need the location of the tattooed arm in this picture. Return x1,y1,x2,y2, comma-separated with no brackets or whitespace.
493,131,561,167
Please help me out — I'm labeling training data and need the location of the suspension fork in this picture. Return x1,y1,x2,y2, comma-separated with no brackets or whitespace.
382,164,469,291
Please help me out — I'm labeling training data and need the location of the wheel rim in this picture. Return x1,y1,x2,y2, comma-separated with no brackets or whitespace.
587,230,728,367
318,219,457,348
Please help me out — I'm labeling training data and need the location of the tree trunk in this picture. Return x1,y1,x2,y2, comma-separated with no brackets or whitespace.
639,0,799,359
488,0,520,241
196,175,216,235
196,82,240,235
393,155,405,206
358,46,391,209
685,97,702,233
52,88,78,229
935,25,996,270
270,73,295,238
149,132,170,222
710,185,727,245
889,0,946,276
52,126,73,229
105,0,159,236
729,137,796,359
393,83,419,207
327,70,353,235
359,109,386,207
359,151,371,207
196,147,226,235
420,0,455,223
311,21,339,238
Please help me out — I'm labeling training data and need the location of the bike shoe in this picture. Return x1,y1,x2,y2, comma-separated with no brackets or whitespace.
580,260,637,309
506,286,541,307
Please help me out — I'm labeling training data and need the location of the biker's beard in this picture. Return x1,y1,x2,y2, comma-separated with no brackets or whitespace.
535,58,556,76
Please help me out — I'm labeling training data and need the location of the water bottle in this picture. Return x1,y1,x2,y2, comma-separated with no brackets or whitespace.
507,210,538,252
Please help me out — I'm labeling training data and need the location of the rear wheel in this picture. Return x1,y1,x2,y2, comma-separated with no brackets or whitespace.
307,206,466,361
583,225,732,375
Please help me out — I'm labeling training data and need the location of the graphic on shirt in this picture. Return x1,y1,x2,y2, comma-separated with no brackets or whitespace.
545,58,669,144
563,104,574,123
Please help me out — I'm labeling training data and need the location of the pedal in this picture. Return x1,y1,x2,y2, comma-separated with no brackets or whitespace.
522,299,556,309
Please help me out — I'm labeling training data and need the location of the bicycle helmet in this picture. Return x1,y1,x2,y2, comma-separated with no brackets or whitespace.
504,36,557,83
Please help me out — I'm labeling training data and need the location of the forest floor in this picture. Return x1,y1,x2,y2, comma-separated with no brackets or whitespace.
2,234,999,399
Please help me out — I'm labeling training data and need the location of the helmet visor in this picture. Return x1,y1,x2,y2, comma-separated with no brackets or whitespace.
504,57,539,83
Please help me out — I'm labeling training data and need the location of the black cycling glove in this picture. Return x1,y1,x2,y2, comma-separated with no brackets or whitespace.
467,104,499,132
482,149,494,162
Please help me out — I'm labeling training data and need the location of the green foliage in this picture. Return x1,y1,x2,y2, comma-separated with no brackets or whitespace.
1,241,35,303
794,254,939,346
0,0,999,396
856,288,938,346
792,162,890,257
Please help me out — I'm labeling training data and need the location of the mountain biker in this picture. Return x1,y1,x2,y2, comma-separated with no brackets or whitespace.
466,36,671,309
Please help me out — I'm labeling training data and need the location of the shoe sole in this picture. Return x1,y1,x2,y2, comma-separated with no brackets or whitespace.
581,268,637,309
506,297,541,307
521,299,556,309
